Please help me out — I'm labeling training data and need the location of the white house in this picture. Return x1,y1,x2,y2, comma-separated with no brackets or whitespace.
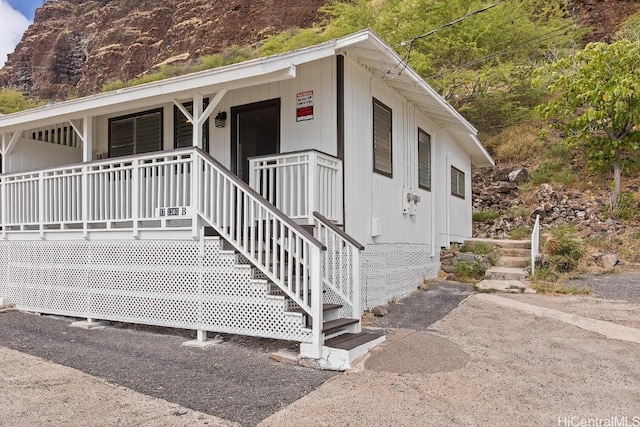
0,30,493,368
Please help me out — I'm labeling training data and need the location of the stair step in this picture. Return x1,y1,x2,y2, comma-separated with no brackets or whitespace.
485,266,527,281
289,303,342,314
465,238,531,249
324,330,385,350
322,317,359,334
496,256,529,268
500,248,532,257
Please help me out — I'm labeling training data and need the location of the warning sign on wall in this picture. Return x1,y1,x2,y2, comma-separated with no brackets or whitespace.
296,90,314,122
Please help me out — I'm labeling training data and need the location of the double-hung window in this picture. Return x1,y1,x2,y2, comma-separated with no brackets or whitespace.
109,108,163,157
373,98,392,176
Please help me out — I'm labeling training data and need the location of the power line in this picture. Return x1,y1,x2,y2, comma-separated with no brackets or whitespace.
398,0,506,48
386,1,507,77
426,23,578,80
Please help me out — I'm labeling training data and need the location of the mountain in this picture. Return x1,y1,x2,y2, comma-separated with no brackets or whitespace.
0,0,637,101
0,0,328,100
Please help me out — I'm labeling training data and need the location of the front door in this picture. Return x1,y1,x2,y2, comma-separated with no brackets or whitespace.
231,99,280,183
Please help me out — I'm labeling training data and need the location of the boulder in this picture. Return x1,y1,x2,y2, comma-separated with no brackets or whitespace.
371,306,389,317
601,253,618,269
508,168,529,183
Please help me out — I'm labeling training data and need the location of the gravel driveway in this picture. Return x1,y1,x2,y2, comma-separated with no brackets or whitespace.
0,311,334,426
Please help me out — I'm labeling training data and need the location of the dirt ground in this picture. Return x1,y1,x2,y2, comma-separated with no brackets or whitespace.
2,278,640,426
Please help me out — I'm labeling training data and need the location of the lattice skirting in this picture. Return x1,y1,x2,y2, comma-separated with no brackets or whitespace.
0,239,311,342
360,243,440,311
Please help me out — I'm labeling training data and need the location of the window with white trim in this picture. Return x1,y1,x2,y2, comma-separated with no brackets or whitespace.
373,98,392,176
451,166,465,199
109,108,163,158
418,128,431,191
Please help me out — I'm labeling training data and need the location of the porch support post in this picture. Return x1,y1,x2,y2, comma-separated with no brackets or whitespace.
352,248,362,331
192,93,203,148
1,132,6,172
1,133,5,236
82,116,93,162
309,245,323,359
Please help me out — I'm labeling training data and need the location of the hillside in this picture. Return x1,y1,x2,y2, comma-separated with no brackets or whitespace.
0,0,329,99
0,0,638,101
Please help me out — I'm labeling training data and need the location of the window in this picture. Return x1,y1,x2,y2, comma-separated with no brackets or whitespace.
418,128,431,191
373,98,392,176
174,99,209,151
451,166,465,199
109,108,163,158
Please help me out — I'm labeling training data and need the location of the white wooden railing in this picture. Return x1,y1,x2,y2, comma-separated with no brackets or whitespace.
248,150,343,225
0,148,348,357
1,150,195,234
313,211,363,324
531,214,540,275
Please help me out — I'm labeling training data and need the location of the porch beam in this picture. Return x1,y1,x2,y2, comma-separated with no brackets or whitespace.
3,130,21,157
198,89,227,127
68,119,86,144
172,100,194,124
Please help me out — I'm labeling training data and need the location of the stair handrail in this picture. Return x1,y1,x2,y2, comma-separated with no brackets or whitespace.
193,148,326,356
313,211,363,324
531,214,540,275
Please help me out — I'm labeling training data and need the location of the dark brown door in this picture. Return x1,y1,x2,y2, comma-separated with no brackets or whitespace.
231,98,280,183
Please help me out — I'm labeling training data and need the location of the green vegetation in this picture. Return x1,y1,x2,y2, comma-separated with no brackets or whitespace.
472,209,500,223
452,260,486,282
460,241,494,255
101,0,579,136
534,39,640,207
508,226,531,240
531,226,588,293
102,46,257,92
0,89,40,114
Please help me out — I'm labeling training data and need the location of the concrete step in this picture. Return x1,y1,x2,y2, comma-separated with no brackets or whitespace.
496,256,529,268
500,248,532,257
465,238,531,249
485,266,527,281
476,279,536,294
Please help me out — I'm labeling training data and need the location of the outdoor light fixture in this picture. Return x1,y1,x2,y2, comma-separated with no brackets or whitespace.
214,111,227,128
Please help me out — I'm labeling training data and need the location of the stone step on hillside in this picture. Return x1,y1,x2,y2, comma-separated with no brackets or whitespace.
485,266,527,281
464,238,531,250
496,256,529,268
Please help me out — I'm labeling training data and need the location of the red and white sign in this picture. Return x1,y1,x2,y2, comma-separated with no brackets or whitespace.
296,90,314,122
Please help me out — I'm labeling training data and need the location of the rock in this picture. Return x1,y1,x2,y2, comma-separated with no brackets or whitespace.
0,0,329,99
495,182,518,194
601,253,618,269
371,306,388,317
508,168,529,183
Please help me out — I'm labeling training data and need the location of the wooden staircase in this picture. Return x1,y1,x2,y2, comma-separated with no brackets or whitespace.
212,226,384,369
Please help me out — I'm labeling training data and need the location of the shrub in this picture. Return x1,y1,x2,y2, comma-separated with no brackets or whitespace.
509,226,531,240
472,209,500,222
453,260,486,282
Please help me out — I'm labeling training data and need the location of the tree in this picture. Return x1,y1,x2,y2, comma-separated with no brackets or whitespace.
258,0,577,134
534,39,640,207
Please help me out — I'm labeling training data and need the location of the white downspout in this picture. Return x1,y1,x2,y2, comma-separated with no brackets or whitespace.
445,151,451,248
430,140,436,257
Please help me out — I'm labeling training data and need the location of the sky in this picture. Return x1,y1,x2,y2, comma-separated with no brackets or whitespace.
0,0,41,68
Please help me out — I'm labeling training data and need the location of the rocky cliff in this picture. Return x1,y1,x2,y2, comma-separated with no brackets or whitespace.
1,0,638,101
0,0,328,100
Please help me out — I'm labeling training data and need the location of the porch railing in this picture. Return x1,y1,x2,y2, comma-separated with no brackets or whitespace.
248,150,343,225
1,150,195,234
313,211,363,323
0,147,345,357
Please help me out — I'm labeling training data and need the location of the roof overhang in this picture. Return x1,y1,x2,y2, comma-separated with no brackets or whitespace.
0,29,494,167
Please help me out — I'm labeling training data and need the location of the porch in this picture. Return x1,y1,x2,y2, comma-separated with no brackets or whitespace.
0,147,375,366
